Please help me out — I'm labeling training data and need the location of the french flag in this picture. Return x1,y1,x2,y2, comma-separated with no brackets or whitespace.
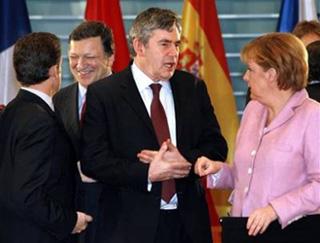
0,0,31,105
277,0,318,32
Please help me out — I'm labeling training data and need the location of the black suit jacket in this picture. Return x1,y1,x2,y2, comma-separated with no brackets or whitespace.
81,67,228,243
220,216,320,243
0,90,77,243
53,83,81,160
306,82,320,102
53,83,117,243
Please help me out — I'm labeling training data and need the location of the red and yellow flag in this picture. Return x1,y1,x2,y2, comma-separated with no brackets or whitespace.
179,0,239,240
85,0,130,72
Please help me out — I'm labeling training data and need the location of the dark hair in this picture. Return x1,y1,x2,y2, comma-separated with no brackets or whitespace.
128,7,181,57
69,21,114,57
307,40,320,82
13,32,61,86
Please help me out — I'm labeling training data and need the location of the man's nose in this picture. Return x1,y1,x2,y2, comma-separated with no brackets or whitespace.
77,56,88,68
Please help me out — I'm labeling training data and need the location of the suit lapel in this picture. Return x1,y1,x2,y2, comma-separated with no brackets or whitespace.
119,69,188,144
169,73,190,194
120,68,155,135
56,84,81,152
67,84,80,139
169,73,185,147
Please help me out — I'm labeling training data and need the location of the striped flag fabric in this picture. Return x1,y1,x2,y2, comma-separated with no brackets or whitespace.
85,0,130,72
277,0,318,32
0,0,31,105
299,0,318,21
178,0,239,241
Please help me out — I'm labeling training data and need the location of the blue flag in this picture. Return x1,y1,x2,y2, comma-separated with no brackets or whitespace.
0,0,31,52
277,0,299,32
277,0,318,32
0,0,31,104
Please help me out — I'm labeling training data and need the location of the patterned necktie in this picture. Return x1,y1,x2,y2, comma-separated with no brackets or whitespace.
150,83,176,203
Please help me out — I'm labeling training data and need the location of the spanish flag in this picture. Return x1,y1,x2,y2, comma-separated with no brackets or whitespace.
179,0,239,240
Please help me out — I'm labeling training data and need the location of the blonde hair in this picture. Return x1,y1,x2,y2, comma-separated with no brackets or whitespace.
241,32,308,91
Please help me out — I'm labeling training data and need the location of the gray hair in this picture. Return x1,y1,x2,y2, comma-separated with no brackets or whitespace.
128,7,181,57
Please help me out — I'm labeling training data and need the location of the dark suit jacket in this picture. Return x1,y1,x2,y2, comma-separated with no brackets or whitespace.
306,82,320,102
81,67,228,243
53,83,81,160
0,90,77,243
220,216,320,243
53,83,116,243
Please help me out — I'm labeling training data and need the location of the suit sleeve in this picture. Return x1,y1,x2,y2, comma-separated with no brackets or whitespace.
11,114,77,240
182,80,228,170
81,84,149,192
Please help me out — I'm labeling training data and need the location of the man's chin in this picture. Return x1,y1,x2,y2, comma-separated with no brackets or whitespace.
162,71,175,80
77,78,94,87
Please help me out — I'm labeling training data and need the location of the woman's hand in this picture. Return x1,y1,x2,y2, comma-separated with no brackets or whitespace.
194,156,223,177
247,205,278,236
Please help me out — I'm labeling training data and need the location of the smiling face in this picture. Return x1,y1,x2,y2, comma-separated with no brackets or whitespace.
69,36,112,88
134,26,180,81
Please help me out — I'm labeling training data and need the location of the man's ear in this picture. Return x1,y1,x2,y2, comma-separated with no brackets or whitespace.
132,38,145,56
47,64,60,96
48,64,59,79
107,53,115,68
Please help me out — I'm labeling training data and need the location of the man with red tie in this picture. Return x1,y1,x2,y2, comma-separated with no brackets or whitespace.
81,8,228,243
53,21,114,243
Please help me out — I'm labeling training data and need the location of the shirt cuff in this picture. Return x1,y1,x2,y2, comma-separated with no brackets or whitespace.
147,178,152,191
207,168,223,188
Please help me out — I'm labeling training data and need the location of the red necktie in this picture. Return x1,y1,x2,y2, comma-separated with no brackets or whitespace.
150,83,176,203
80,99,86,124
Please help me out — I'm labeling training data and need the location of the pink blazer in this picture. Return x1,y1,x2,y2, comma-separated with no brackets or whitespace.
208,89,320,228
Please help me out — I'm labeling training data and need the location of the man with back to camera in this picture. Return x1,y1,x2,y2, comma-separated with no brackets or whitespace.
0,32,92,243
81,8,228,243
53,21,115,243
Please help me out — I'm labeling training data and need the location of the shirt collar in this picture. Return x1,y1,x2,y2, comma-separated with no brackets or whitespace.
131,62,171,92
78,82,87,100
21,87,54,111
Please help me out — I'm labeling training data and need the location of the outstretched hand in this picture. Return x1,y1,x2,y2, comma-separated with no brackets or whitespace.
194,156,223,177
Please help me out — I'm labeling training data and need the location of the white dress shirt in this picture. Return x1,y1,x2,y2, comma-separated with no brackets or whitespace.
131,62,178,209
78,82,87,117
